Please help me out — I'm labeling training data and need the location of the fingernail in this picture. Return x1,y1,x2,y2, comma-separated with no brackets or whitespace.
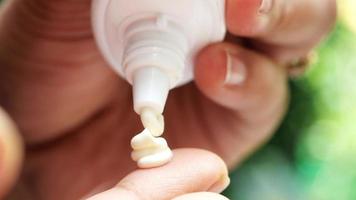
208,175,231,193
224,52,247,86
259,0,273,14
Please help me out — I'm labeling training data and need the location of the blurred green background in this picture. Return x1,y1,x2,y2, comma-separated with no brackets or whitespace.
225,0,356,199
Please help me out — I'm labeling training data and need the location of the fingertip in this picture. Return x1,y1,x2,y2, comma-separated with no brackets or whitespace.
85,188,139,200
173,148,229,179
121,148,229,187
195,43,249,109
0,108,24,198
87,149,229,200
173,192,230,200
226,0,266,36
171,149,230,193
195,43,229,93
195,41,288,116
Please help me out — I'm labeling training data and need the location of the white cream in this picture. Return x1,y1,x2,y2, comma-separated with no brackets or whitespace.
131,129,173,168
140,107,164,137
131,108,172,168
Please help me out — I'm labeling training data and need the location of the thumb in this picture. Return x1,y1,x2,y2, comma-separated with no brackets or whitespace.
0,107,23,198
86,149,230,200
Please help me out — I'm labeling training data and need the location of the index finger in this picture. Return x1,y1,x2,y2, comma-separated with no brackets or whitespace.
226,0,336,60
86,149,230,200
173,192,230,200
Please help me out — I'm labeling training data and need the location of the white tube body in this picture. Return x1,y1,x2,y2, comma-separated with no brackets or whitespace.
92,0,226,114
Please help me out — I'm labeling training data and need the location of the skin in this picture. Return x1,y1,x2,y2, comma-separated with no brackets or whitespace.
0,0,336,199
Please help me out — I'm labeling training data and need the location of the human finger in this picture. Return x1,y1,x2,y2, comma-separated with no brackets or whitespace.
86,149,230,200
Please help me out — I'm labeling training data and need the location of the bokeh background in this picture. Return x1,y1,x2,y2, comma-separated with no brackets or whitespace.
225,0,356,199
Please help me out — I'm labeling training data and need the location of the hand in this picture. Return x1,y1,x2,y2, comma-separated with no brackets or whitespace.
0,0,336,199
0,110,229,200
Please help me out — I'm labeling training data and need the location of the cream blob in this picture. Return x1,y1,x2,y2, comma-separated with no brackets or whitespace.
131,107,172,168
140,107,164,137
131,129,173,168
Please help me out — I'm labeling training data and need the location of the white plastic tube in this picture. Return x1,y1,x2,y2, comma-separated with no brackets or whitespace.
92,0,226,116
